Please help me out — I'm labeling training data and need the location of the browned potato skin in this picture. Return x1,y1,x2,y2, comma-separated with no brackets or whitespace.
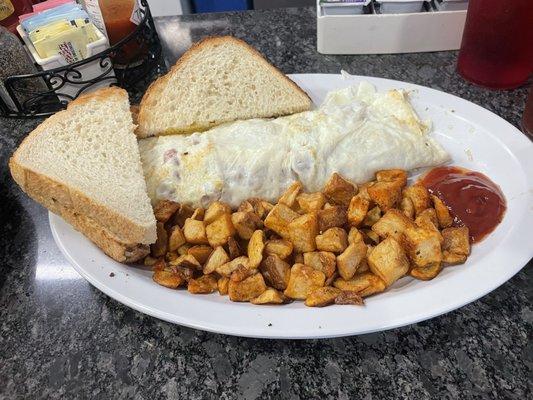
218,276,229,295
288,213,318,253
216,256,249,277
316,227,348,253
232,211,263,240
372,209,415,241
410,263,442,281
187,245,212,264
442,226,470,265
323,173,357,207
305,287,341,307
303,251,336,278
188,274,218,294
348,227,364,245
297,192,326,213
400,196,415,219
347,195,370,228
260,255,291,290
402,226,442,269
368,237,410,287
169,254,202,271
191,207,205,221
415,208,439,232
335,291,364,305
403,184,431,216
264,239,293,260
206,213,236,247
278,181,302,207
251,288,288,305
248,230,265,269
183,218,209,245
239,198,273,220
431,195,453,228
168,225,186,252
154,200,180,223
336,240,367,280
317,206,348,232
227,237,242,259
367,181,402,212
151,222,168,257
264,203,299,238
333,272,386,297
153,270,183,289
230,265,256,282
362,206,382,227
376,169,408,187
228,273,267,302
170,204,194,227
204,201,231,225
284,263,326,300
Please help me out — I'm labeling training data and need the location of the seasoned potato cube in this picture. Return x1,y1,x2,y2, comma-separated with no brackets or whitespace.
410,263,442,281
415,208,439,231
171,204,194,227
361,229,380,245
169,254,202,270
335,291,364,305
260,254,291,290
333,272,386,297
303,251,336,278
231,211,263,240
325,271,338,287
442,226,470,256
347,195,370,227
297,192,326,213
293,253,304,264
348,227,364,245
206,213,236,247
168,225,186,252
317,206,347,232
191,207,205,221
442,227,470,265
323,173,357,207
400,196,415,219
144,255,158,267
264,239,293,260
376,169,408,187
183,218,208,244
228,273,267,302
154,200,180,223
288,213,319,253
372,209,415,240
165,252,179,263
216,256,249,277
217,276,229,295
248,230,265,268
187,274,218,294
251,288,288,305
230,264,256,282
284,264,326,300
204,201,231,225
367,180,402,212
403,226,442,269
368,237,409,286
227,237,242,259
403,184,430,216
187,245,212,264
431,195,453,228
279,181,302,207
264,203,299,238
316,227,348,253
305,287,342,307
337,240,367,280
153,270,183,289
151,222,168,257
362,206,382,227
239,198,274,220
203,246,230,274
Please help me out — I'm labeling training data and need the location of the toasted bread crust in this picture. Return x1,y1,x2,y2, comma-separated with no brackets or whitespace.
136,36,312,138
9,87,156,248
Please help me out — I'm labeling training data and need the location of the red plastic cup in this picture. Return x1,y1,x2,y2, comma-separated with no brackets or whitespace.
457,0,533,90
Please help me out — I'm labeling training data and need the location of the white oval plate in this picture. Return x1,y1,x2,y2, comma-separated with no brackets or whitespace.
50,74,533,339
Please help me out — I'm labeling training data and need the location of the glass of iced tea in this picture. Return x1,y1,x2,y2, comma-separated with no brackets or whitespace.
457,0,533,89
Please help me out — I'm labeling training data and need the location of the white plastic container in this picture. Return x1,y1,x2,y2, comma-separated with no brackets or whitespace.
434,0,468,11
16,24,114,101
317,0,467,54
375,0,429,14
321,0,370,15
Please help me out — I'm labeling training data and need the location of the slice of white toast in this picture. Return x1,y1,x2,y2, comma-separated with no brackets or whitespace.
10,87,156,262
136,36,312,138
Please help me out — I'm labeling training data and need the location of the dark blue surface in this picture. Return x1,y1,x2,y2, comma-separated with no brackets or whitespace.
193,0,252,13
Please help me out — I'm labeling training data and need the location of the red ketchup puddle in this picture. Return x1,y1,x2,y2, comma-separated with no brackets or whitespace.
420,166,506,243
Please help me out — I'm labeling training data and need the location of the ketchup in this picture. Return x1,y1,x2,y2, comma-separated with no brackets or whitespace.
420,166,506,243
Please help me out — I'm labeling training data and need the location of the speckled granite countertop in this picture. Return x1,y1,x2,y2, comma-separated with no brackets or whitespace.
0,6,531,400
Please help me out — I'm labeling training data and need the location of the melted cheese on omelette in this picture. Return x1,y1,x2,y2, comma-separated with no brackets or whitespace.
139,82,449,207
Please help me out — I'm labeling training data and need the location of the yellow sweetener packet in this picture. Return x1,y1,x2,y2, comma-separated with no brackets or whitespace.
0,0,14,22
